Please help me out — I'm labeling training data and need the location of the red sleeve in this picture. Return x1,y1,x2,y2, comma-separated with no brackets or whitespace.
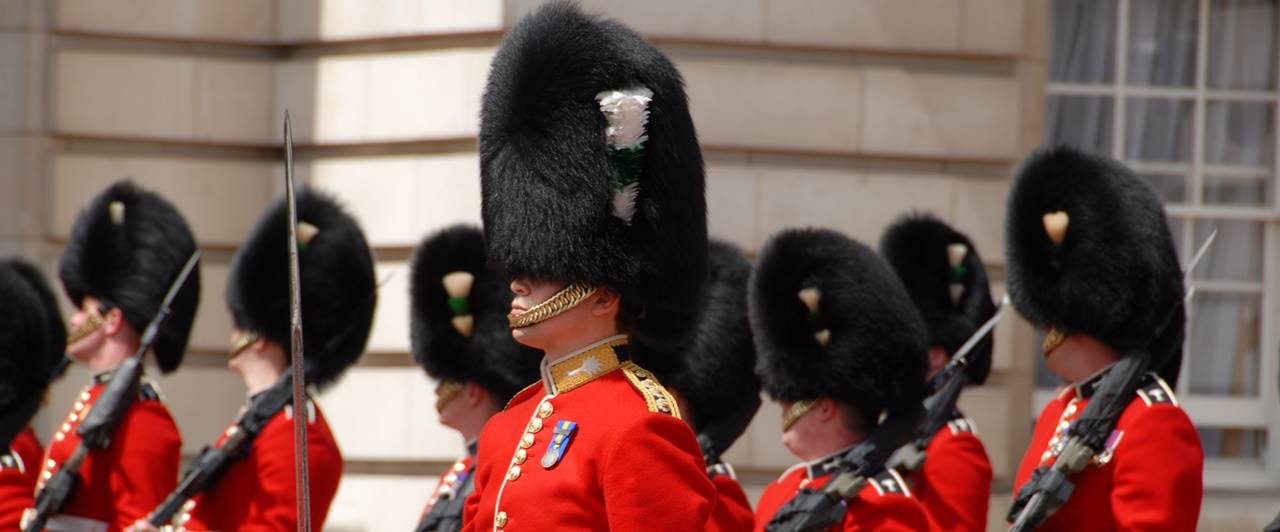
461,422,495,532
0,467,33,530
247,409,344,530
1111,405,1203,531
108,401,181,530
601,414,716,530
708,474,755,532
920,429,992,531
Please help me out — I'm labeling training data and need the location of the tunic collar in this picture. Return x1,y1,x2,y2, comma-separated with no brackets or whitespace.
539,335,630,395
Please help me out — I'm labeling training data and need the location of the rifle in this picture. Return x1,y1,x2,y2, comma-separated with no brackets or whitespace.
1006,230,1217,531
764,404,924,532
25,253,200,532
889,295,1009,475
146,372,295,525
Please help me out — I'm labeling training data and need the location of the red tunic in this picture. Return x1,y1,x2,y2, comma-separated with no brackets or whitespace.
911,414,992,532
31,375,181,532
754,451,929,532
1,428,41,530
13,427,44,487
1011,371,1203,531
462,336,716,531
708,465,755,532
179,398,343,531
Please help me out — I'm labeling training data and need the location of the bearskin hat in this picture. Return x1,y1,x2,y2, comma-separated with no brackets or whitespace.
1007,146,1185,384
59,180,200,373
750,228,929,421
664,239,759,440
410,225,541,404
0,259,67,419
479,1,707,374
226,188,376,389
881,213,997,385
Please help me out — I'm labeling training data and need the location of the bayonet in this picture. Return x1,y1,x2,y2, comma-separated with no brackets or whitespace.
284,111,312,532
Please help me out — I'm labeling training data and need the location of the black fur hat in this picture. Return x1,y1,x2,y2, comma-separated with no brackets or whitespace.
0,259,67,414
750,228,929,420
226,188,376,389
1006,146,1185,384
665,239,759,435
479,1,707,374
410,225,541,404
59,180,200,373
881,214,997,385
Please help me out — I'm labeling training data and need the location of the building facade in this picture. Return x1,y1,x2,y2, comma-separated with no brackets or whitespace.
0,0,1274,530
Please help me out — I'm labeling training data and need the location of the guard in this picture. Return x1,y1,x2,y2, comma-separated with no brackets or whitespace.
461,2,716,529
750,228,930,531
1005,146,1202,530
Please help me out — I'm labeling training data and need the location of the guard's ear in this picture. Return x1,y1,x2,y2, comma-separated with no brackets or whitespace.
591,287,621,318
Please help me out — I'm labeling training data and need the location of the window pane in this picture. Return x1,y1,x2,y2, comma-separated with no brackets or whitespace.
1127,0,1198,87
1191,220,1263,282
1208,0,1278,90
1050,0,1117,83
1187,291,1261,397
1046,95,1114,154
1140,173,1189,203
1204,175,1270,207
1205,101,1276,167
1198,427,1267,459
1125,98,1194,163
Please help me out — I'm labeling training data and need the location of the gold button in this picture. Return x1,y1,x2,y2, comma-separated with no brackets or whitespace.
453,461,466,472
513,449,527,465
538,402,554,418
496,511,508,527
1064,403,1077,415
55,432,65,442
507,465,522,481
79,391,91,401
68,413,78,423
527,418,543,433
45,459,55,469
41,471,51,480
444,473,458,484
520,433,535,449
61,422,71,433
73,401,85,412
183,500,196,511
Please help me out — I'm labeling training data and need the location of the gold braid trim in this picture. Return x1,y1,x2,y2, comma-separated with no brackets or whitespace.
435,379,465,413
66,311,105,346
781,399,818,431
620,362,680,418
508,282,598,329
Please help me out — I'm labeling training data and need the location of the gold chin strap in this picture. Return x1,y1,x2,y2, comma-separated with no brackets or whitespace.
1042,327,1067,357
229,331,261,359
782,399,819,432
435,380,465,413
66,310,105,347
508,282,598,329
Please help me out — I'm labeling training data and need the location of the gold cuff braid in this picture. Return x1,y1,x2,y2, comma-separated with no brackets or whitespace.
508,282,598,329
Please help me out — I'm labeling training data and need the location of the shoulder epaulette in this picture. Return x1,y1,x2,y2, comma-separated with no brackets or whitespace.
869,468,913,498
946,414,978,436
1136,372,1178,407
619,362,680,418
0,452,24,473
138,377,164,401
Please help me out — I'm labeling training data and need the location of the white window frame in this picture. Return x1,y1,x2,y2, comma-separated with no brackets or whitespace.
1039,0,1280,490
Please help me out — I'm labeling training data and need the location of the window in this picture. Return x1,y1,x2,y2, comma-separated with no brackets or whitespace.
1041,0,1279,489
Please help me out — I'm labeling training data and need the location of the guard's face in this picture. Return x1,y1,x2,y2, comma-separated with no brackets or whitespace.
1044,333,1120,382
780,399,822,461
66,296,109,361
